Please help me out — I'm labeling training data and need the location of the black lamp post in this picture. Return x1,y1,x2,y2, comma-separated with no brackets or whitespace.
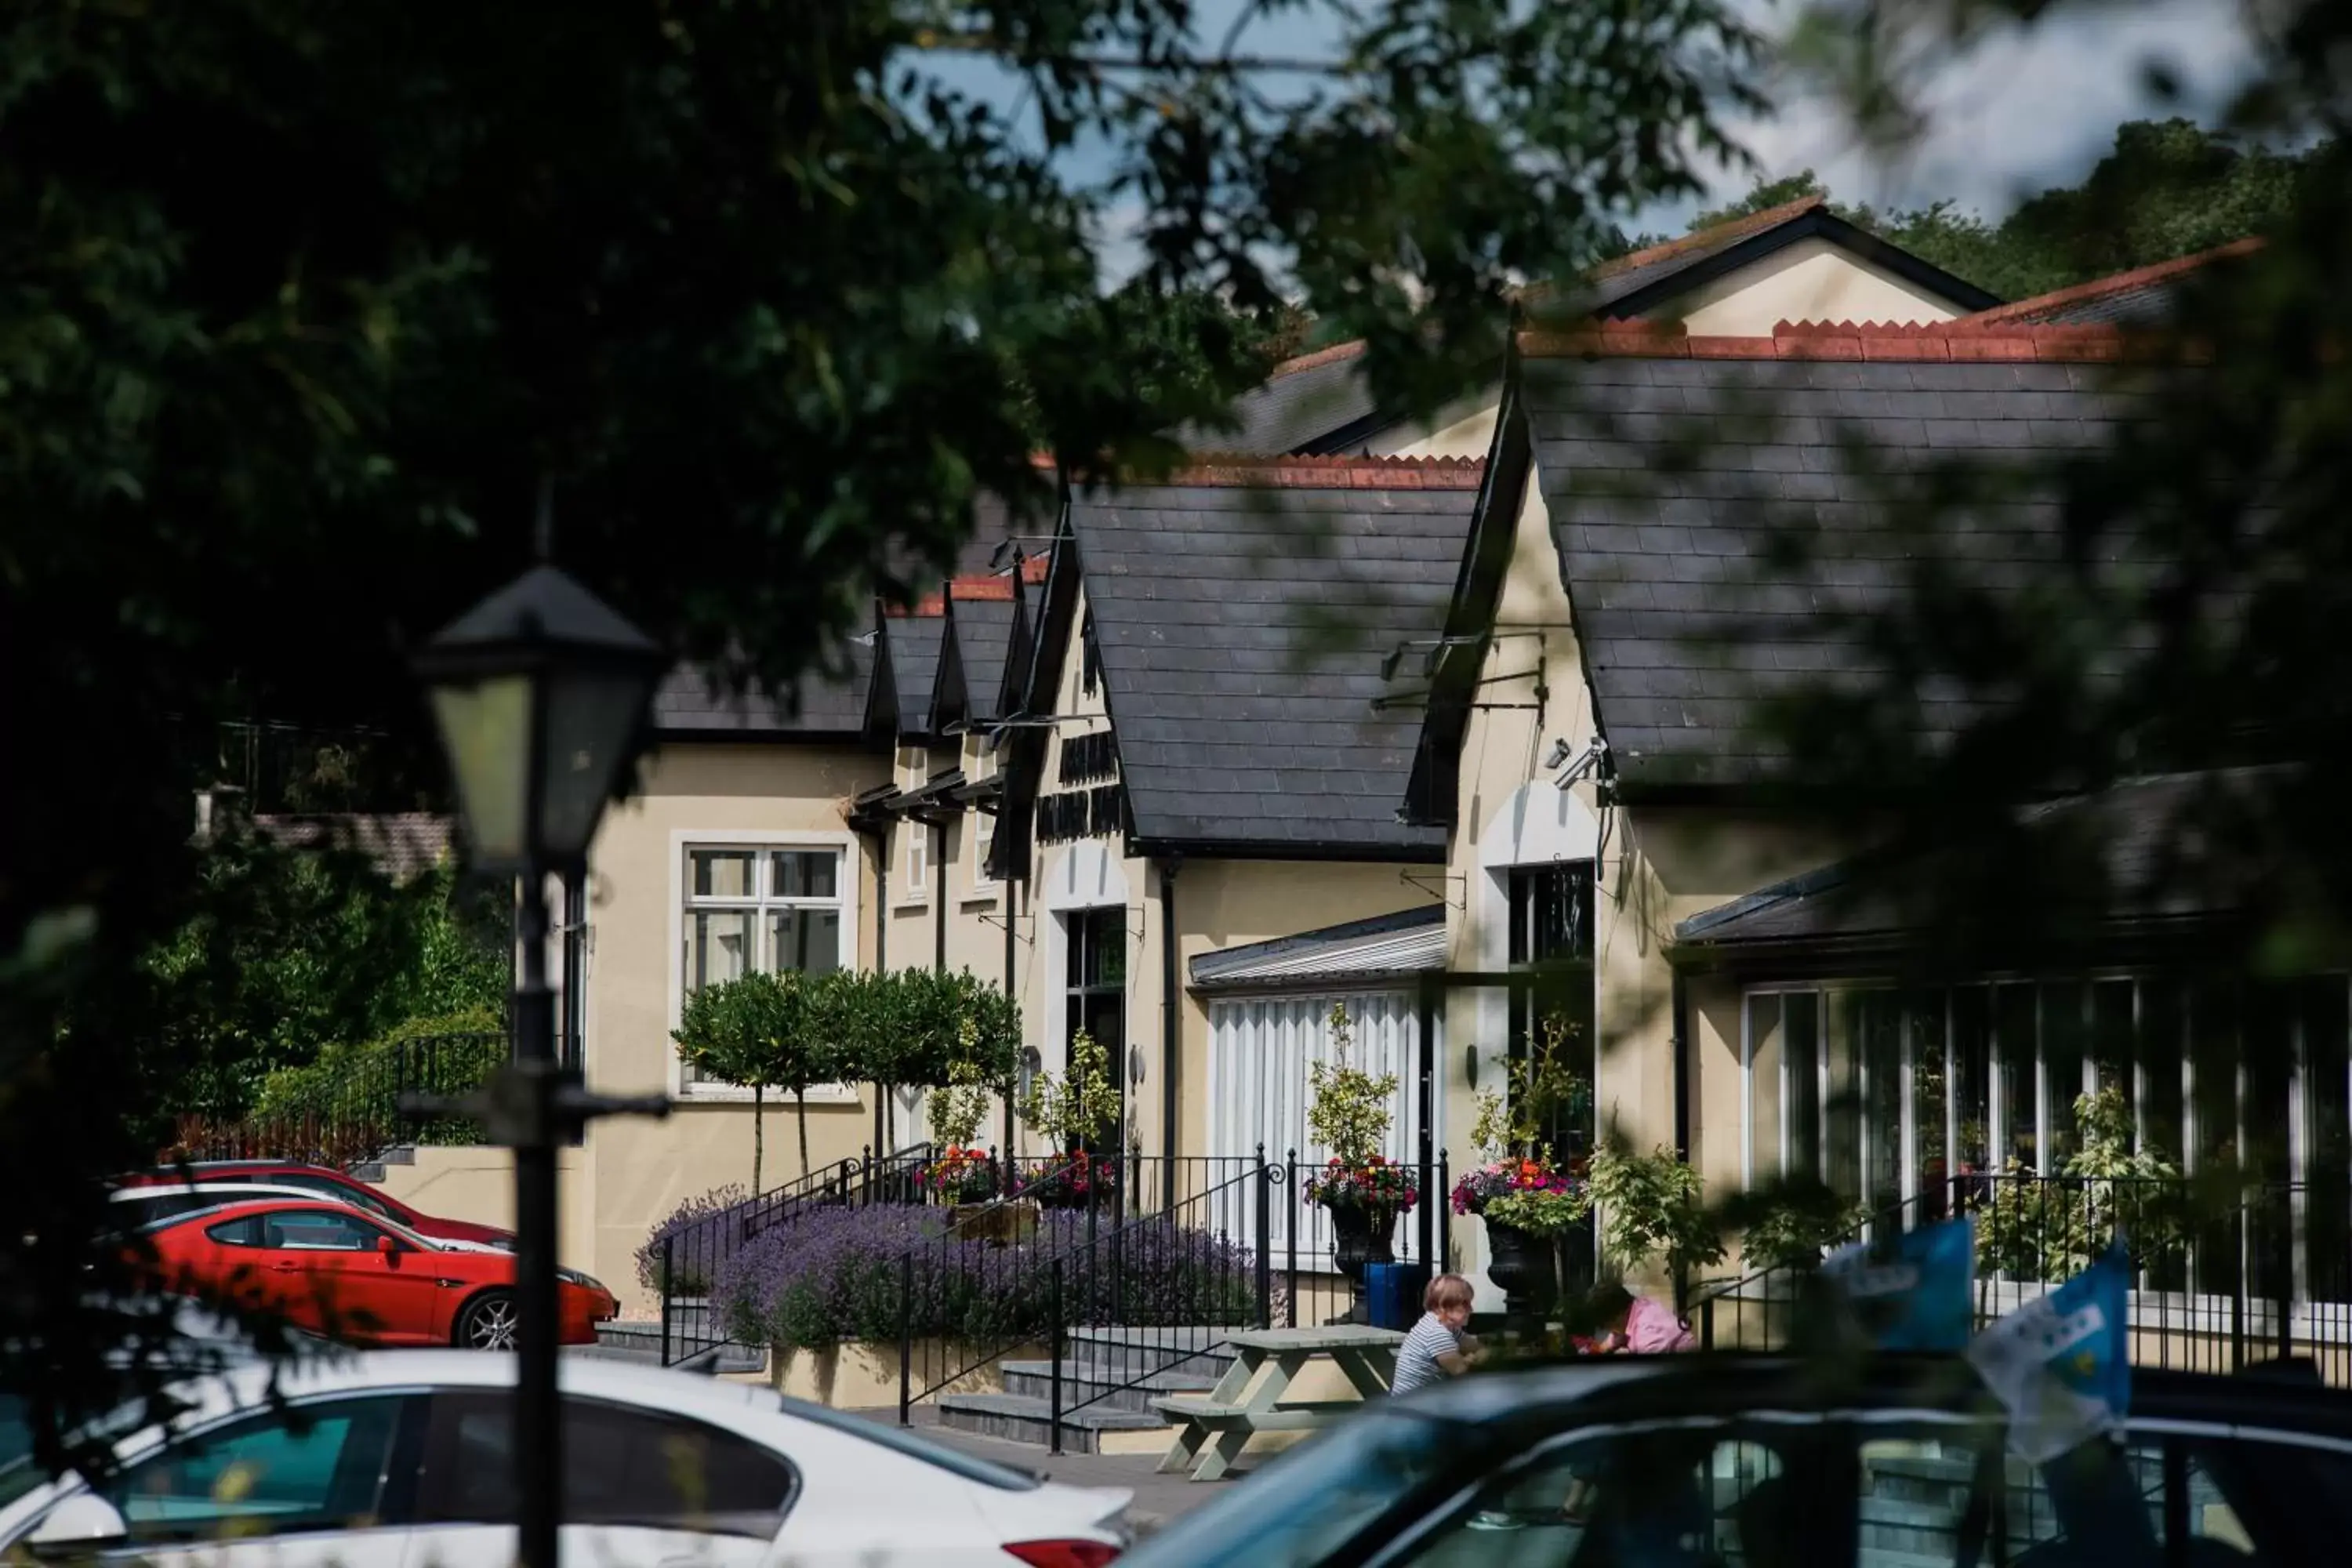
410,564,672,1568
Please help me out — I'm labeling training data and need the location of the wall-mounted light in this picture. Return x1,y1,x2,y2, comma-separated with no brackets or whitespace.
1129,1044,1147,1087
1465,1045,1479,1090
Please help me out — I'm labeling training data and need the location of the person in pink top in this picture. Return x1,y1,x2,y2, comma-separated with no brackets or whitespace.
1561,1282,1696,1522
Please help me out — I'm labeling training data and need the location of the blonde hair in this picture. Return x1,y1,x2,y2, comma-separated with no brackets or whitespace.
1425,1272,1475,1312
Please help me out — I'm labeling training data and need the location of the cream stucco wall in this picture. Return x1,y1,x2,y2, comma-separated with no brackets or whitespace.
1671,237,1963,336
581,740,891,1308
1438,449,1864,1301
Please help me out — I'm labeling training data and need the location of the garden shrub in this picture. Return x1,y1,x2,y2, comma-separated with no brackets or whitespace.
711,1203,1275,1352
634,1184,748,1296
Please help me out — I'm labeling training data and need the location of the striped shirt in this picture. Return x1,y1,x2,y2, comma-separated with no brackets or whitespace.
1390,1312,1465,1397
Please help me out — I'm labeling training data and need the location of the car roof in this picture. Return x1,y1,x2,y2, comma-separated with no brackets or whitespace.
113,1183,342,1203
148,1350,782,1437
140,1196,434,1250
146,1161,347,1178
1395,1352,2352,1443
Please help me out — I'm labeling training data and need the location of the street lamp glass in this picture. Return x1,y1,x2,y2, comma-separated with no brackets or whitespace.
539,662,661,861
428,673,533,868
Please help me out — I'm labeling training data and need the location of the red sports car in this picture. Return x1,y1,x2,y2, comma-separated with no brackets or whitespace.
136,1197,616,1348
120,1160,515,1249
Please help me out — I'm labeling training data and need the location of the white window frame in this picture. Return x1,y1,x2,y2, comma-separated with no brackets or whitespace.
966,810,997,899
667,829,860,1102
900,822,929,904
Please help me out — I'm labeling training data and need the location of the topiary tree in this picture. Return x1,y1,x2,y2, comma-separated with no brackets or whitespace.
1587,1145,1727,1305
673,970,816,1194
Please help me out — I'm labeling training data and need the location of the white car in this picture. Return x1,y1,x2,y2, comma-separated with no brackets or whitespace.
0,1350,1131,1567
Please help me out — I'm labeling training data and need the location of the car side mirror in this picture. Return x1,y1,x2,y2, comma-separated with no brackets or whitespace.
27,1493,129,1558
377,1236,401,1261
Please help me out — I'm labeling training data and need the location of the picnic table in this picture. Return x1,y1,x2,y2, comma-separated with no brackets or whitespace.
1152,1325,1404,1481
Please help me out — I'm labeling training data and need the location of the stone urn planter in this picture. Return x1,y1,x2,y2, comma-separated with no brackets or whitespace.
1325,1200,1401,1323
1483,1219,1560,1320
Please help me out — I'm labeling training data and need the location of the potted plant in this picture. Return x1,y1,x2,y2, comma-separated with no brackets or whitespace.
1586,1143,1726,1312
1303,1003,1417,1311
1015,1028,1122,1210
1453,1012,1592,1316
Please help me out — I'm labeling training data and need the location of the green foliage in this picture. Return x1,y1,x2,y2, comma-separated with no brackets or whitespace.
1588,1145,1726,1282
1018,1028,1121,1152
1468,1011,1588,1164
811,967,1018,1091
1483,1182,1592,1235
1718,1181,1871,1275
927,1053,993,1152
673,969,829,1192
1305,1003,1399,1170
1977,1088,2187,1281
143,838,505,1117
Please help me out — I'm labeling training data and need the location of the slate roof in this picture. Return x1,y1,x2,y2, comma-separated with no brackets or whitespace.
1582,195,1832,311
1518,323,2158,791
883,614,946,736
1674,768,2286,956
1189,904,1446,990
1068,457,1484,855
1171,342,1381,456
952,594,1018,723
651,639,874,738
1955,238,2260,328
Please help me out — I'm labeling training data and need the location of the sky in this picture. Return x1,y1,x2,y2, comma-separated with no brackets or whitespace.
982,0,2263,282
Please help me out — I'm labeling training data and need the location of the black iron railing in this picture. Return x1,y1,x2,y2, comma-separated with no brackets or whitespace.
165,1030,508,1171
1694,1173,2352,1385
654,1143,934,1366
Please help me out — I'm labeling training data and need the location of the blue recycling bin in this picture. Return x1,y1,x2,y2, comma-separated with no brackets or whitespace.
1365,1261,1432,1330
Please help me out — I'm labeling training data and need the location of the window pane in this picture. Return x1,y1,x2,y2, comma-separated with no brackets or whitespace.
206,1214,263,1247
418,1395,795,1537
767,909,841,976
768,850,838,900
1858,993,1902,1210
1996,983,2041,1171
2302,980,2350,1304
103,1398,406,1544
1785,993,1821,1181
1908,992,1948,1217
1824,991,1861,1201
2139,980,2185,1163
1746,994,1784,1181
1951,985,1991,1174
2044,982,2089,1163
690,849,757,899
2092,978,2136,1120
686,910,755,994
261,1211,379,1251
2190,982,2244,1294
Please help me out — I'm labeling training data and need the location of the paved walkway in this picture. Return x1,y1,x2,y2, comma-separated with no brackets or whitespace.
842,1405,1240,1535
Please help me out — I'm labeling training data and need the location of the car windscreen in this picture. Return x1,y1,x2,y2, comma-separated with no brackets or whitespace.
1130,1408,2352,1568
773,1396,1044,1492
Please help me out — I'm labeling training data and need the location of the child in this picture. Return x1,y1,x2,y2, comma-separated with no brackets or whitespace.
1562,1282,1697,1522
1390,1272,1480,1396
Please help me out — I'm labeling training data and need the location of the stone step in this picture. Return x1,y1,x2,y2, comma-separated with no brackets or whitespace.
591,1319,765,1374
1062,1324,1243,1380
999,1358,1221,1415
935,1391,1173,1455
379,1145,417,1167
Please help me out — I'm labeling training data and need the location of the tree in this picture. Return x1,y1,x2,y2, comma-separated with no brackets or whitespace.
1,0,1760,1478
672,970,818,1195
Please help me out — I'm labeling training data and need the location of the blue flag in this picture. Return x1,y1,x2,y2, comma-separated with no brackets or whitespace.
1820,1215,1977,1352
1966,1244,2132,1463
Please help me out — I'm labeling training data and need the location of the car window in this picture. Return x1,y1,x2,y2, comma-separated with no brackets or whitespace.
416,1392,797,1537
778,1396,1041,1490
205,1214,265,1247
260,1210,385,1251
94,1396,412,1545
1116,1406,1464,1568
278,1174,395,1219
115,1193,212,1225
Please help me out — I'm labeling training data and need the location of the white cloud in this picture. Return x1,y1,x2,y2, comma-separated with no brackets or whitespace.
1653,0,2261,227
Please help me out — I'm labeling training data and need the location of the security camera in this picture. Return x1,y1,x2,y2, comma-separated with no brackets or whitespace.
1552,735,1609,789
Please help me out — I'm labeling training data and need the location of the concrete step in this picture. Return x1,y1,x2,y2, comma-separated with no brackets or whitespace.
935,1391,1174,1455
999,1359,1220,1414
591,1319,765,1374
379,1145,417,1167
1063,1325,1242,1381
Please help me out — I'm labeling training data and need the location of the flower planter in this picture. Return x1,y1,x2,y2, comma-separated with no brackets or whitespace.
948,1199,1039,1247
1324,1200,1400,1324
1484,1218,1560,1320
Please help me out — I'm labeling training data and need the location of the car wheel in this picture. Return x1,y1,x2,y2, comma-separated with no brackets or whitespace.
455,1291,519,1350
